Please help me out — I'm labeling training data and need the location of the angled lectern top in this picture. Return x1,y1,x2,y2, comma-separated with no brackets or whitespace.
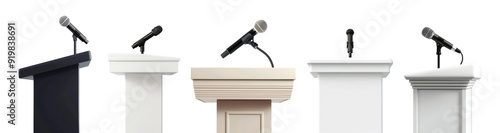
20,51,91,79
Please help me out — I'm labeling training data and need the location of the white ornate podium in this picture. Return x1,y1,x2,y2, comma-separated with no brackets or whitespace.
405,65,480,133
308,59,393,133
109,53,180,133
191,68,295,133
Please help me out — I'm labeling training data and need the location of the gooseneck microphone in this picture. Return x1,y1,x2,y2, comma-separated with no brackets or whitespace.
422,27,462,53
421,27,463,68
132,26,163,54
59,16,89,44
221,20,267,58
346,29,354,58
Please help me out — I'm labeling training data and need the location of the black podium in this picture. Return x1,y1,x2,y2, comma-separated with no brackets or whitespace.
19,51,91,133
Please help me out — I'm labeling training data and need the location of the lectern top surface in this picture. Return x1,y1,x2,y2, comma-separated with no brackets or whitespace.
19,51,91,79
191,68,295,80
405,64,480,80
308,59,393,78
108,53,179,62
308,59,393,64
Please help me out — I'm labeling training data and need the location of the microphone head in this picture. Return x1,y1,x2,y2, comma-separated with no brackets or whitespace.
422,27,435,39
152,26,163,36
346,29,354,35
254,20,267,33
59,16,70,27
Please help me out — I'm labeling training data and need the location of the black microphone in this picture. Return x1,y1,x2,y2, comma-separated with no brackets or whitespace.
346,29,354,58
132,26,163,54
422,27,461,53
59,16,89,44
221,20,267,58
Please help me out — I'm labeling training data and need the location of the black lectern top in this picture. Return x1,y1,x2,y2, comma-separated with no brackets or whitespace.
19,51,91,79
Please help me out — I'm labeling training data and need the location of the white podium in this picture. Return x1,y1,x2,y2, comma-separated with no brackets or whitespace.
308,59,393,133
109,53,180,133
191,68,295,133
405,65,480,133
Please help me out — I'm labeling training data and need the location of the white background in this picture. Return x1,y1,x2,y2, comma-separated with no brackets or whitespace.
2,0,500,133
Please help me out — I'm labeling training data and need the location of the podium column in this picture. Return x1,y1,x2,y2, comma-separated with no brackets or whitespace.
309,59,392,133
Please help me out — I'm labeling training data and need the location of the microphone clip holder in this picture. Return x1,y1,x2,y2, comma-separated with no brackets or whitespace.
132,40,146,54
347,42,353,58
248,40,259,49
248,40,274,68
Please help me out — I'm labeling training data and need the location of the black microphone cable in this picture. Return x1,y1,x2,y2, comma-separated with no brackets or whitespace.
249,41,274,68
460,52,464,65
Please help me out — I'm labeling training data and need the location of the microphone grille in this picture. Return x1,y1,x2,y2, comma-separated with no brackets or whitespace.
346,29,354,35
152,26,163,36
254,20,267,33
422,27,434,39
59,16,70,27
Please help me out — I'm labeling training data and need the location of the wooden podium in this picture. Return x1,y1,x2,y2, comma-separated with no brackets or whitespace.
19,51,91,133
191,68,295,133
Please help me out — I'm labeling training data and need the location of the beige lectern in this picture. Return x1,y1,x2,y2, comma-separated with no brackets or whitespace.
191,68,295,133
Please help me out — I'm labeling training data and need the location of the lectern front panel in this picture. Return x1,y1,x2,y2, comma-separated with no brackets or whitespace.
217,100,271,133
34,65,79,133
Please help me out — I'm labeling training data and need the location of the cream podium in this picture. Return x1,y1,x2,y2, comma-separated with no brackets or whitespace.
108,53,180,133
309,59,393,133
191,68,295,133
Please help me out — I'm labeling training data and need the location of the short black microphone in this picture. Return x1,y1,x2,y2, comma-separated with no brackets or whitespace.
422,27,461,53
59,16,89,44
346,29,354,58
221,20,267,58
132,26,163,54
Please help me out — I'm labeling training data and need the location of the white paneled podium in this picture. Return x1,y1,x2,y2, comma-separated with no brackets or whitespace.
109,53,180,133
405,65,480,133
308,59,393,133
191,68,295,133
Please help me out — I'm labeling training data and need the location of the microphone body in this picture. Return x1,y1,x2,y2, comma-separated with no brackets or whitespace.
221,20,267,58
221,29,257,58
131,26,162,54
422,27,461,53
430,34,461,53
346,29,354,58
132,26,162,49
59,16,88,44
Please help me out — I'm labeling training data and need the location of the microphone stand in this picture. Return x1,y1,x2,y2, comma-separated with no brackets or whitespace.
249,41,274,68
436,42,443,69
73,34,77,55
